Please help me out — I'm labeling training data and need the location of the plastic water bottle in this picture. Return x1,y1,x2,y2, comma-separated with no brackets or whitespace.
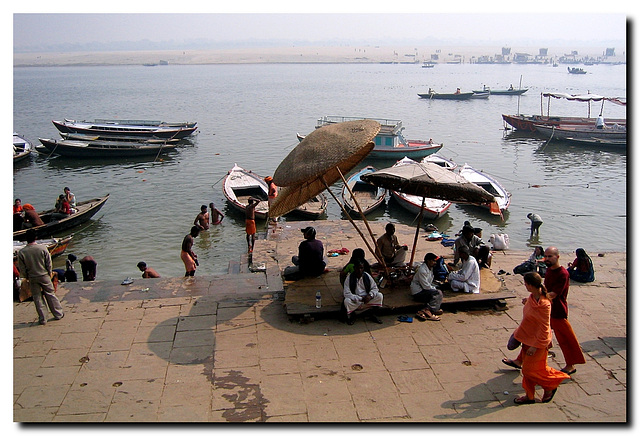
315,291,322,308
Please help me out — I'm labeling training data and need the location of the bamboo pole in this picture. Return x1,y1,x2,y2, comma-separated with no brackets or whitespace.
408,196,426,268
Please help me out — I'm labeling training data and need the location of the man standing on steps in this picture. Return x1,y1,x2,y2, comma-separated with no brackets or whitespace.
17,229,64,325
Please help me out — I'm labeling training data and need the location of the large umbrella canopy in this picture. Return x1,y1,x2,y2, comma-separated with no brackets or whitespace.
361,160,495,204
270,119,380,217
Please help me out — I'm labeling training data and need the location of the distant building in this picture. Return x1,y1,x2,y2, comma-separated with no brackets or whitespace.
502,47,511,56
539,48,548,56
606,48,615,56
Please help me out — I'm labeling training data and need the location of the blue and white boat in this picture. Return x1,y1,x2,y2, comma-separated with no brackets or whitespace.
341,165,386,215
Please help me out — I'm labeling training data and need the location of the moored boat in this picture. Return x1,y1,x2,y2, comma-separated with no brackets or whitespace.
13,235,73,258
502,114,627,132
471,91,490,99
313,116,443,159
533,124,626,146
13,195,110,241
38,138,179,158
52,119,197,139
390,157,451,220
421,154,457,171
60,132,182,144
13,133,34,162
223,164,270,220
285,193,328,219
568,67,587,74
458,164,511,214
341,166,386,216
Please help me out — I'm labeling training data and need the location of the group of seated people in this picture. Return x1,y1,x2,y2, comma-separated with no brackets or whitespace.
283,222,484,325
13,187,77,231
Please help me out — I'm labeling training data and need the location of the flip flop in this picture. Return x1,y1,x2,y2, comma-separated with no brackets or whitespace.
514,396,535,405
561,368,576,375
502,358,522,370
415,310,430,321
397,315,413,323
541,388,557,403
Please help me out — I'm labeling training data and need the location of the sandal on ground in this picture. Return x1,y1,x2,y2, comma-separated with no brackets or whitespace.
541,388,557,403
432,309,444,316
514,396,536,405
415,310,429,321
416,309,439,321
560,368,576,375
502,358,522,370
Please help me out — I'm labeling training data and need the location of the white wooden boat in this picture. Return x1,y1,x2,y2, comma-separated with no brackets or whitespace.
421,154,457,170
13,235,73,258
286,193,328,219
459,164,511,214
390,157,451,220
222,164,270,220
13,133,34,162
341,166,386,215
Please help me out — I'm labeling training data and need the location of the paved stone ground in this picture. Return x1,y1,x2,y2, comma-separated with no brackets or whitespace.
13,222,627,422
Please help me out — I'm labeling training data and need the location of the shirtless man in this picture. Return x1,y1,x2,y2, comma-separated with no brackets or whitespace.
209,202,224,225
194,205,210,230
246,197,259,253
137,261,161,278
181,226,200,277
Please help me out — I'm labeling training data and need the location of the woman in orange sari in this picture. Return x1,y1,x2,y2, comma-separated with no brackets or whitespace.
512,272,570,404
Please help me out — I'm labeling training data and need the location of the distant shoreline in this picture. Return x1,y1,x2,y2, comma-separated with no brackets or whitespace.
13,45,626,67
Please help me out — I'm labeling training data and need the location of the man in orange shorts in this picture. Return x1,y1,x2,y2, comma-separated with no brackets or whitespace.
246,198,258,253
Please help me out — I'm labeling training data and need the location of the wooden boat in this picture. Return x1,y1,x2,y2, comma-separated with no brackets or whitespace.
458,164,511,214
418,90,474,100
502,92,626,132
71,118,197,128
285,193,328,219
60,132,181,144
13,133,34,162
13,235,73,258
473,85,528,95
421,154,457,171
223,164,270,219
13,195,109,241
390,157,451,220
52,119,197,139
471,91,490,99
313,116,443,159
502,114,627,132
422,61,435,68
568,67,587,74
341,166,386,215
38,138,179,158
533,124,626,145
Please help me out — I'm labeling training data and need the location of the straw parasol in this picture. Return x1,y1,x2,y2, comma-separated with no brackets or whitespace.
270,119,380,217
360,160,495,205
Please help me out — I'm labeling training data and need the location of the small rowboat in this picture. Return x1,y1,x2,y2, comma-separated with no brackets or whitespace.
13,195,109,241
285,193,328,219
459,164,511,214
390,157,451,220
13,235,73,258
13,133,34,163
52,119,197,139
223,164,270,220
341,166,386,216
418,91,474,100
421,154,457,171
38,138,179,158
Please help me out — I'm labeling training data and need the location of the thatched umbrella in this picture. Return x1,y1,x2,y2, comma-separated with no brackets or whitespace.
270,119,380,216
270,119,386,267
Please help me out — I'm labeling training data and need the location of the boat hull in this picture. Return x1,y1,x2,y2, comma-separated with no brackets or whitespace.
367,141,443,159
39,138,179,158
286,193,328,219
342,166,386,215
418,92,474,100
13,235,73,258
534,125,626,144
13,195,110,240
52,120,197,139
391,191,451,220
459,165,511,214
502,114,626,132
223,165,270,220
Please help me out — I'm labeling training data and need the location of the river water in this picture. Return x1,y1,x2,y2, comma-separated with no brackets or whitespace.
12,62,627,278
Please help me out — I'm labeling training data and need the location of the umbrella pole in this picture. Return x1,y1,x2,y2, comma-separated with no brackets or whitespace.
321,176,387,270
409,196,426,268
336,168,384,262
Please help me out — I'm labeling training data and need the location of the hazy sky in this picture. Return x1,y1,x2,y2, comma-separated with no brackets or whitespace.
12,8,628,50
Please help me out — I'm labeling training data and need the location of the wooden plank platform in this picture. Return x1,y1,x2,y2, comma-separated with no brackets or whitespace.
248,219,516,318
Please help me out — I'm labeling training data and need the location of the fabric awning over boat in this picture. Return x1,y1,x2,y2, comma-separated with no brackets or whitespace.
541,92,626,106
